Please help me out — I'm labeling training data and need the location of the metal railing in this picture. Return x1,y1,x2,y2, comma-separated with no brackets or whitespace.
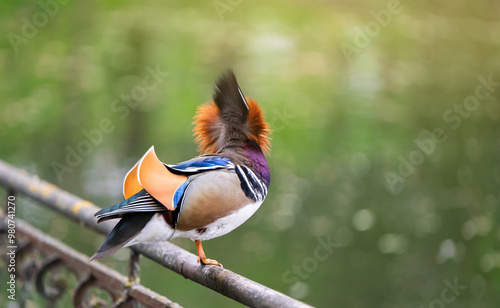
0,159,312,307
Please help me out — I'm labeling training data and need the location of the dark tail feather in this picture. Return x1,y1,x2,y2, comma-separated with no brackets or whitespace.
89,212,155,261
213,69,249,125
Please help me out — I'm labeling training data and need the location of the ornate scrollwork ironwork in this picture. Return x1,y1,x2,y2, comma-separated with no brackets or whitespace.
0,219,180,307
73,274,116,308
35,256,79,305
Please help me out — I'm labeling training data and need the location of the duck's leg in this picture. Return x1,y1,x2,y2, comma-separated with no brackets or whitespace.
195,240,223,267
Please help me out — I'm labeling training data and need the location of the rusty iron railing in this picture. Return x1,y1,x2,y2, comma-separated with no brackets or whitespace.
0,159,312,307
0,218,180,307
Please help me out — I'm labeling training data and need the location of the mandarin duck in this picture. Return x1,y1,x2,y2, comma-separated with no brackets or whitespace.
90,70,271,266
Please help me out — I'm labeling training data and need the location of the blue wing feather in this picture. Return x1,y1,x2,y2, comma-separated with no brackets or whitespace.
172,180,190,207
166,155,234,174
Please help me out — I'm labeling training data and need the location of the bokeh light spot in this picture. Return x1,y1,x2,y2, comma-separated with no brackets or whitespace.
352,209,376,231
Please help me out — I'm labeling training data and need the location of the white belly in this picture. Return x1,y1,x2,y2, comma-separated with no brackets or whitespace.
125,200,262,246
174,201,263,241
125,213,175,247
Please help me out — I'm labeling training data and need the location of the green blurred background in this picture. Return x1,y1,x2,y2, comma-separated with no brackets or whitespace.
1,0,500,307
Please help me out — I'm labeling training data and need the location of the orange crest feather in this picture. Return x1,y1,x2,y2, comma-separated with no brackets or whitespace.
193,97,271,155
246,98,272,155
193,102,222,154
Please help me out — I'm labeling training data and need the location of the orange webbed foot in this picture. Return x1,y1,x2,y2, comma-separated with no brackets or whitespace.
197,256,223,267
195,240,223,267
